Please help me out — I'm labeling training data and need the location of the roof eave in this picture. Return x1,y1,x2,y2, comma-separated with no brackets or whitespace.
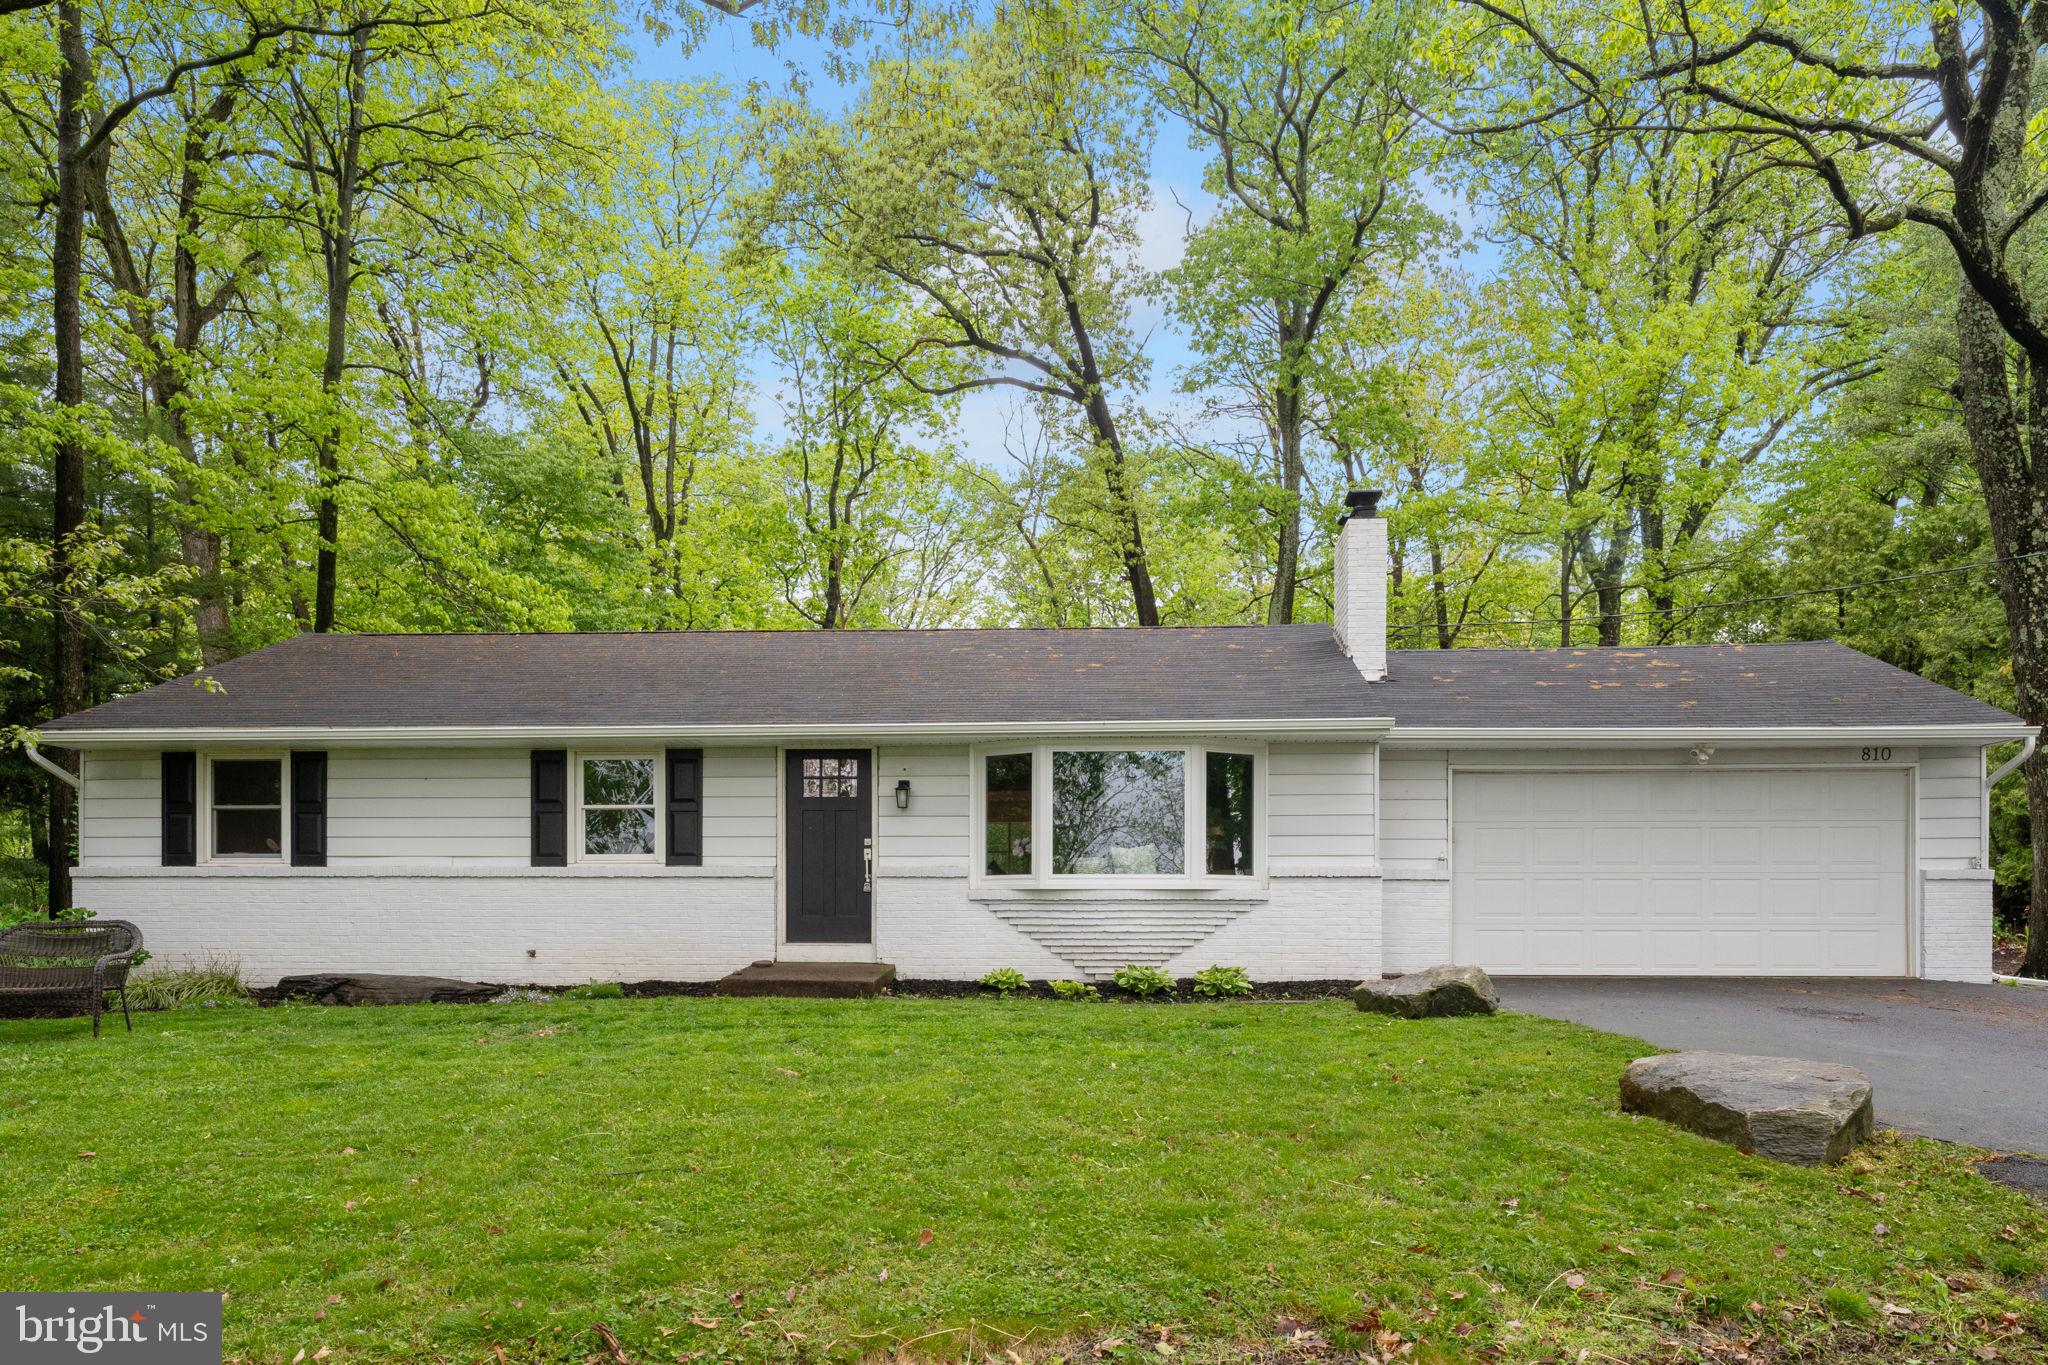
1383,723,2033,745
39,716,1398,748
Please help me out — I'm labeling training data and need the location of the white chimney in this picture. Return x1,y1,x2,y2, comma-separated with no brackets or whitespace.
1333,488,1387,681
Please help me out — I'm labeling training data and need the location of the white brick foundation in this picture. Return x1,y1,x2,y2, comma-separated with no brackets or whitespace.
1381,875,1451,974
1921,870,1996,983
73,868,777,986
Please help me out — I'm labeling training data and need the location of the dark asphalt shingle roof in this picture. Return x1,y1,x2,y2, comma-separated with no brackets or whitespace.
41,629,2022,734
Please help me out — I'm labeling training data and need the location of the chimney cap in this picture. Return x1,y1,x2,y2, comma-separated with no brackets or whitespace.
1341,488,1384,522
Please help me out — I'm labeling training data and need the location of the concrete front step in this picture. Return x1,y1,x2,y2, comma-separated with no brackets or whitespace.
716,960,897,999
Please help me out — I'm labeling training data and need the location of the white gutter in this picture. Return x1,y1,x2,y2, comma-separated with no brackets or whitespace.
36,716,1399,749
1385,724,2035,746
21,740,80,790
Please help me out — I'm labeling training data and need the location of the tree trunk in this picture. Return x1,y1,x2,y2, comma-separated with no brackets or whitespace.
46,0,88,915
1268,320,1305,625
1080,390,1159,627
1956,284,2048,975
312,34,367,634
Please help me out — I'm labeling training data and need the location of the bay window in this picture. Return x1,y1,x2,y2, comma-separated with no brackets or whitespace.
975,744,1260,886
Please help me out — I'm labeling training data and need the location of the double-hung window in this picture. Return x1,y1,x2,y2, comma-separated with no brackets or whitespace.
976,744,1260,887
579,756,658,860
210,756,285,860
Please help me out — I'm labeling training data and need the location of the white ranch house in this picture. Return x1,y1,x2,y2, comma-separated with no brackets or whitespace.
40,492,2030,986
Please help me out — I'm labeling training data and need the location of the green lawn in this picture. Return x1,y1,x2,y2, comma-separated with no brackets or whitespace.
2,997,2043,1364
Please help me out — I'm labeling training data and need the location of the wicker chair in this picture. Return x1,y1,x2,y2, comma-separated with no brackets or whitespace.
0,919,144,1036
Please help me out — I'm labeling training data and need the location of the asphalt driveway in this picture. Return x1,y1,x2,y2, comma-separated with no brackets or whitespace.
1499,977,2048,1154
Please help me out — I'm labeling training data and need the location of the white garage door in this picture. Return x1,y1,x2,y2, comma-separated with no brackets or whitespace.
1452,769,1909,976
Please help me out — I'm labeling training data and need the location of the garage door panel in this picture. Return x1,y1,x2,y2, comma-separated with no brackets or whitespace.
1707,772,1765,813
1588,827,1643,868
1453,769,1908,976
1646,927,1705,971
1708,826,1762,867
1704,928,1763,971
1589,774,1647,815
1648,825,1704,869
1527,773,1586,815
1644,772,1705,815
1529,826,1588,866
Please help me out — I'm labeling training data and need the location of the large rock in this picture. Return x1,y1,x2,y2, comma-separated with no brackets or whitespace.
276,973,499,1006
1352,964,1500,1019
1620,1051,1874,1166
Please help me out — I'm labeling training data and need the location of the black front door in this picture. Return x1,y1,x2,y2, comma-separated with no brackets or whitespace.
785,749,873,944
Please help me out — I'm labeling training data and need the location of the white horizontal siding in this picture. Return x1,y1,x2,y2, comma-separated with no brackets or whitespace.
1266,743,1374,868
1380,748,1449,874
877,745,968,866
1916,747,1986,871
326,748,527,864
703,747,776,862
79,753,159,865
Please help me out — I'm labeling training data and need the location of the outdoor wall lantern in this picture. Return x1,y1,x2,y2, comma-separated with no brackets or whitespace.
895,778,912,810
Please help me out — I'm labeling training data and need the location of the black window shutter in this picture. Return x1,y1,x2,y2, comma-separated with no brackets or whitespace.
666,748,703,867
531,749,568,867
290,751,328,867
161,750,197,866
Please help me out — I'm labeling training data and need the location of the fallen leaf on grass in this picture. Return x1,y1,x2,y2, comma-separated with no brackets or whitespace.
1770,1244,1787,1260
685,1317,719,1330
78,1152,95,1160
326,1295,342,1305
917,1228,934,1249
1873,1223,1890,1238
1659,1268,1687,1285
1564,1273,1586,1291
1882,1303,1914,1317
312,1349,329,1362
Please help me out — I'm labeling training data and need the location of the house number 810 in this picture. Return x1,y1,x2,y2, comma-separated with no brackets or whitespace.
1860,746,1894,762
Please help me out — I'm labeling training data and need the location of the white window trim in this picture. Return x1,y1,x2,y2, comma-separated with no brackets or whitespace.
202,752,289,864
968,741,1268,892
572,752,662,864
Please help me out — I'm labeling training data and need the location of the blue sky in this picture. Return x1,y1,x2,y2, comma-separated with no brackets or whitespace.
624,18,1221,466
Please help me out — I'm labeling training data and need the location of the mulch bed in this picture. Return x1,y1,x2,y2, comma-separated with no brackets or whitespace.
889,978,1356,1002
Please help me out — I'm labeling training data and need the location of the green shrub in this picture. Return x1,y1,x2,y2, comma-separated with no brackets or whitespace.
123,957,251,1011
1822,1287,1874,1323
1111,964,1175,998
980,967,1029,994
563,981,625,1000
1049,979,1098,1000
1192,965,1252,998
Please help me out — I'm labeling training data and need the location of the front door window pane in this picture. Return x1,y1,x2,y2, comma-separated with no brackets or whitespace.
1052,750,1184,875
1206,751,1255,876
984,753,1033,876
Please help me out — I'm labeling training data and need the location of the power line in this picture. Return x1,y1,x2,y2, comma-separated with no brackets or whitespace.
1386,549,2046,635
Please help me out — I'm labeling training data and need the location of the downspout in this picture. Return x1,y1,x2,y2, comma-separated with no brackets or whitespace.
22,739,80,791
